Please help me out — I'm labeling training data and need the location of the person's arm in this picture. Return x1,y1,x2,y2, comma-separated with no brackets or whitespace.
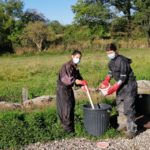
99,63,112,89
119,60,128,83
107,60,128,95
76,69,83,80
75,69,83,85
99,76,110,89
60,64,75,86
74,69,87,86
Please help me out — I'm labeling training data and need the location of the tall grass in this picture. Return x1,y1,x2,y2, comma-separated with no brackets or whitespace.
0,48,149,102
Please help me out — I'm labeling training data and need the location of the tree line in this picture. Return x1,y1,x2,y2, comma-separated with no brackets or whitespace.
0,0,149,54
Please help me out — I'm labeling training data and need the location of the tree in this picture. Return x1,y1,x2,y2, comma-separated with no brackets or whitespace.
111,17,128,38
48,20,64,34
72,0,111,39
21,21,54,51
0,0,23,53
21,9,46,24
2,0,23,18
64,24,91,44
134,0,150,47
109,0,135,37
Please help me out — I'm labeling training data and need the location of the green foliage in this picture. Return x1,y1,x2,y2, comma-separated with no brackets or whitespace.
0,108,67,149
109,0,134,37
74,101,87,137
21,21,55,51
1,0,23,18
8,20,24,47
101,128,120,139
0,100,120,149
0,0,23,53
72,0,110,38
111,17,128,37
64,25,91,44
110,0,134,17
21,9,46,24
134,0,150,46
48,20,64,34
0,0,150,53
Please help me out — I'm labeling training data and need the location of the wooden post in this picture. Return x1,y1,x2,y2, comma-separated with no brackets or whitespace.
22,87,28,102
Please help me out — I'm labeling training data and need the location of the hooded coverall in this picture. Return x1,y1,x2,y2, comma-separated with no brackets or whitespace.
108,55,137,133
56,60,82,132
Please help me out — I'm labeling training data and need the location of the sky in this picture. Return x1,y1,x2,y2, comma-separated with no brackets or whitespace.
23,0,77,25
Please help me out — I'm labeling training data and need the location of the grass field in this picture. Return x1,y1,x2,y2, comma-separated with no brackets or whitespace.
0,48,150,102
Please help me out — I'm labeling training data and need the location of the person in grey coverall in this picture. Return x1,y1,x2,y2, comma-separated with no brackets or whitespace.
99,43,137,139
56,50,87,133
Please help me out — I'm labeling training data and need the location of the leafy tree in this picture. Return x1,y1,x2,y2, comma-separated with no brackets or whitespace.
109,0,135,37
2,0,23,18
21,21,54,51
134,0,150,47
64,24,91,44
21,9,46,24
7,20,23,47
111,17,128,38
48,20,64,34
72,0,111,39
0,0,23,53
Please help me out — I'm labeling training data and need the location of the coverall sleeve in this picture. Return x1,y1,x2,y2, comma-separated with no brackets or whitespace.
76,69,83,80
74,69,83,87
108,63,113,78
119,60,128,83
60,65,76,86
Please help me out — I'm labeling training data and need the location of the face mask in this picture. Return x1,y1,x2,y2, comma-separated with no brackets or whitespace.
107,52,116,60
73,58,80,64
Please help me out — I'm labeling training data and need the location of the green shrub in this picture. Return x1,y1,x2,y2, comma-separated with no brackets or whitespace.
0,103,88,149
0,108,66,149
0,100,120,149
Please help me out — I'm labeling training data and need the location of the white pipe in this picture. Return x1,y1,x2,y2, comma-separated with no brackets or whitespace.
85,85,95,109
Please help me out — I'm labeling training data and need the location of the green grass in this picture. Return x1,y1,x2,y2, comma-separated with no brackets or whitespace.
0,48,149,102
0,48,149,149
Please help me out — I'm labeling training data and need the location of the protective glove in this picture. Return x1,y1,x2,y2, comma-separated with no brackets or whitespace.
107,83,120,95
81,86,88,92
100,76,111,89
80,80,87,86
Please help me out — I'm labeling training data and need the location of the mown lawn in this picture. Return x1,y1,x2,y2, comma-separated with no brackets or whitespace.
0,48,149,102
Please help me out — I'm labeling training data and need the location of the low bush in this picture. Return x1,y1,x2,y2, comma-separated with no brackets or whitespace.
0,107,65,149
0,100,119,149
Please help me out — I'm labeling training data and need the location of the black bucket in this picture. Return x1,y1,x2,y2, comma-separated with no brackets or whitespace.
83,103,112,136
135,94,150,116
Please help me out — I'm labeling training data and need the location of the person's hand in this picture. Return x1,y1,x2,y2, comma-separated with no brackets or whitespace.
95,87,100,92
81,80,87,86
100,82,109,89
81,86,88,92
99,76,111,89
107,83,120,95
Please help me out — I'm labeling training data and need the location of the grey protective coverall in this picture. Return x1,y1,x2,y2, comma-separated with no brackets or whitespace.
108,55,137,133
56,60,82,132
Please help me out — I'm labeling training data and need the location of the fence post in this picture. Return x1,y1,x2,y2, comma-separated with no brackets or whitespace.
22,87,28,102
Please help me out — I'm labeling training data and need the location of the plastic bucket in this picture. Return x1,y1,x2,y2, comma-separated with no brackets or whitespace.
83,103,112,136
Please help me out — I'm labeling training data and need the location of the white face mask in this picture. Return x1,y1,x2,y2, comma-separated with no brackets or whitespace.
107,52,116,60
73,58,80,64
